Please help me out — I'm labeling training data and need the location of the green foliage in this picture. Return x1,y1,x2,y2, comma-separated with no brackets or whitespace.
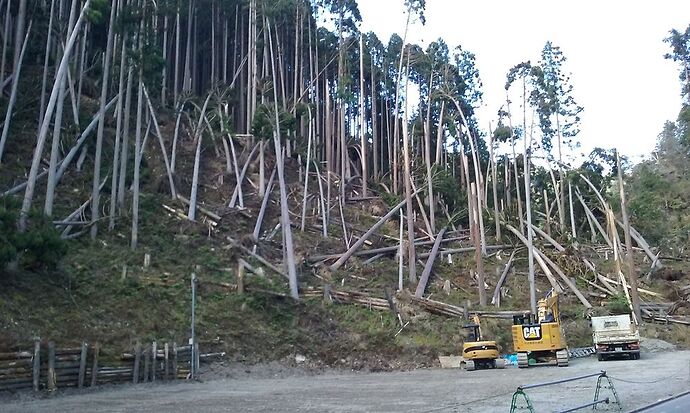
0,197,67,272
251,104,296,140
606,294,631,315
86,0,110,24
432,166,463,214
664,24,690,103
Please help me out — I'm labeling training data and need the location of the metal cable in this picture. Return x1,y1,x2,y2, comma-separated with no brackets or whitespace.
414,389,516,412
609,367,688,384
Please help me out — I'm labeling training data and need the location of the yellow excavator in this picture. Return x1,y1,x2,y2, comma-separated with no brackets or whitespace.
511,290,568,368
462,315,505,370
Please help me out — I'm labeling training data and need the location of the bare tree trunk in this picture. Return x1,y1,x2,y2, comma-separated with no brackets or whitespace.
38,0,56,129
90,0,118,239
117,66,134,213
183,0,194,92
187,93,212,221
131,8,146,250
415,227,447,298
423,77,435,233
45,0,80,214
402,67,416,285
505,94,524,234
253,166,276,241
358,34,367,196
109,31,129,230
300,107,313,231
131,67,144,250
435,101,445,164
173,4,180,103
19,0,92,232
161,14,168,106
523,129,536,315
543,189,551,235
0,0,10,89
391,10,412,194
617,151,641,322
471,183,486,306
0,21,31,164
568,182,577,239
44,43,67,216
267,19,299,299
143,86,177,198
489,128,501,241
370,56,378,180
11,0,27,71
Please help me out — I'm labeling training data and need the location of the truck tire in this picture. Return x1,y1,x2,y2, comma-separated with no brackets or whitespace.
597,353,604,361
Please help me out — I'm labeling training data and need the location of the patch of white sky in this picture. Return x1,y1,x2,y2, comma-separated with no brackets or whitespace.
356,0,690,164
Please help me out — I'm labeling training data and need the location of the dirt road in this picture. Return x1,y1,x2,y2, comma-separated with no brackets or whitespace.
3,350,690,412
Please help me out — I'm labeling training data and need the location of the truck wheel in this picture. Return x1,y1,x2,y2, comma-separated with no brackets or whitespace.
597,353,604,362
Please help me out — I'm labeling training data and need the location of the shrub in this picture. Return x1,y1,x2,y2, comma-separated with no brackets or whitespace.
0,197,67,272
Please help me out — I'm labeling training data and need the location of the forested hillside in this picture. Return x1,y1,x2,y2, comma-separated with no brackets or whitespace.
1,0,690,366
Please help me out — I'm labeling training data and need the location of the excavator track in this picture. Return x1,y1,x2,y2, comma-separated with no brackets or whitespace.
517,352,529,368
556,349,569,367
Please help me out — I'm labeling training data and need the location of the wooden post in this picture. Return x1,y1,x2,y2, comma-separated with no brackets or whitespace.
164,343,170,381
151,341,157,382
237,261,245,294
323,284,332,304
143,346,150,382
617,151,641,322
193,341,199,379
172,342,178,380
133,341,141,383
90,343,100,387
47,341,56,391
32,339,40,391
78,341,87,388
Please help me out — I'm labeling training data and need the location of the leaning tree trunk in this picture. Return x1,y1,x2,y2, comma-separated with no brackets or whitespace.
19,0,92,232
38,0,56,129
267,19,299,299
45,0,80,216
0,21,32,164
617,151,641,322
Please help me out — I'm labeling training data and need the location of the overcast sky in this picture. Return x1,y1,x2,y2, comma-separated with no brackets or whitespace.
358,0,690,162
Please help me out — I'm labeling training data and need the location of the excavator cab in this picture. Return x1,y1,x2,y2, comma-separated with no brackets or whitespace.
462,315,504,371
511,290,569,368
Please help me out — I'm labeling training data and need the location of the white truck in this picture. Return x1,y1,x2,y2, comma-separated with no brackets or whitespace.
591,314,640,361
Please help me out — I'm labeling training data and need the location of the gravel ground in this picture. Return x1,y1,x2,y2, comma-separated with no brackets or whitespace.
2,350,690,412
